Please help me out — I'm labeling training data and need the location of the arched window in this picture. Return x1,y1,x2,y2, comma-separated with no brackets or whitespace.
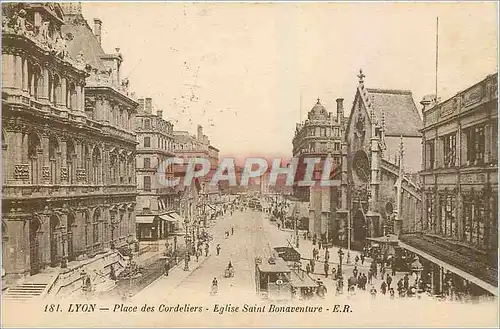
47,74,53,103
66,140,76,184
67,81,76,110
49,138,59,184
119,154,126,184
52,74,61,106
82,145,90,183
93,209,101,245
92,147,101,184
109,150,119,184
28,132,41,184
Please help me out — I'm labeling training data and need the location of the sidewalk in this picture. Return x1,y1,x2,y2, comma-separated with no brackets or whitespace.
131,219,222,301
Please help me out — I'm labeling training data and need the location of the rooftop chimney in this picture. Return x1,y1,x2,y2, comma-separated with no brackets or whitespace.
197,125,203,140
145,98,152,114
157,110,163,118
93,18,102,45
336,98,344,124
138,98,145,112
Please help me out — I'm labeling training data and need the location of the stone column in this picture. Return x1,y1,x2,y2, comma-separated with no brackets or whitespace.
58,77,67,108
2,53,15,89
14,55,23,90
41,67,49,101
60,141,67,185
22,57,29,92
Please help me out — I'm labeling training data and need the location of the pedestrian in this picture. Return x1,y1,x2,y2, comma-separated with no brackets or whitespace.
381,264,386,278
216,244,221,256
362,273,368,290
403,274,409,290
353,266,358,278
317,281,327,298
360,253,365,265
195,249,200,262
386,274,393,290
164,261,170,276
355,255,360,265
231,227,234,235
306,263,311,275
318,239,322,250
324,261,329,278
325,249,330,262
391,260,397,276
331,267,337,280
368,269,373,284
389,288,395,299
310,259,315,274
381,281,387,295
370,285,377,299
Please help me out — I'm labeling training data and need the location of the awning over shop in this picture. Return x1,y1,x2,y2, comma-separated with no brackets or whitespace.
159,214,176,222
167,212,186,224
136,215,155,224
367,234,399,245
399,240,498,296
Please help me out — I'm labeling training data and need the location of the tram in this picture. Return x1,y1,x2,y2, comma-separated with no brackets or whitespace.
254,256,292,302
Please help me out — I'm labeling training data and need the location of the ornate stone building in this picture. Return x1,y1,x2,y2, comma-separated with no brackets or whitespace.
1,3,138,285
292,99,345,236
400,72,498,297
337,70,422,249
135,97,179,240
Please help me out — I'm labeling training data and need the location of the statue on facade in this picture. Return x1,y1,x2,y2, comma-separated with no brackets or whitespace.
12,9,28,35
37,20,50,42
120,78,129,91
54,33,68,58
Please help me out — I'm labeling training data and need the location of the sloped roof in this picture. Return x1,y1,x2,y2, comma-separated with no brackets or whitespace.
364,88,422,137
61,16,106,71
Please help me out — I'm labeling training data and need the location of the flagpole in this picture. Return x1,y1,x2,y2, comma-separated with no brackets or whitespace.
435,17,439,101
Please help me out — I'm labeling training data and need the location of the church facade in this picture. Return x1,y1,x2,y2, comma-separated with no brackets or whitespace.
336,70,423,249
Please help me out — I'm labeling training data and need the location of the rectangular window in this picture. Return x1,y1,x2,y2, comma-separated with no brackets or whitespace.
426,193,435,231
426,140,435,169
334,142,340,151
442,133,456,168
144,158,151,169
465,124,485,165
439,193,456,238
144,176,152,191
463,193,485,248
144,119,151,130
144,137,150,148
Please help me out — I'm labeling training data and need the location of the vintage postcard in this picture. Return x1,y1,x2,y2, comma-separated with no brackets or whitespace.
1,1,498,327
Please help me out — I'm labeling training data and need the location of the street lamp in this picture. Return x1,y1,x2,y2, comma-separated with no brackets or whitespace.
184,219,190,271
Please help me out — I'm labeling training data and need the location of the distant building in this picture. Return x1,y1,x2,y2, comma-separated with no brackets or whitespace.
400,72,498,297
173,125,220,224
135,97,179,240
291,98,345,236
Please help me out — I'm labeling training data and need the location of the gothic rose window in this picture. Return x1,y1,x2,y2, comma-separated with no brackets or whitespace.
353,150,370,182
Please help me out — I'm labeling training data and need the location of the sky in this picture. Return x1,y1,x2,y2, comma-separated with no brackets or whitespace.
81,1,498,159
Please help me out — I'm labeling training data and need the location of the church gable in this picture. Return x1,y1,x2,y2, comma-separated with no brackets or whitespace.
346,88,372,154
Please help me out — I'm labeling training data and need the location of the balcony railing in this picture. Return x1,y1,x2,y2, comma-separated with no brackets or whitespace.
2,184,137,199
